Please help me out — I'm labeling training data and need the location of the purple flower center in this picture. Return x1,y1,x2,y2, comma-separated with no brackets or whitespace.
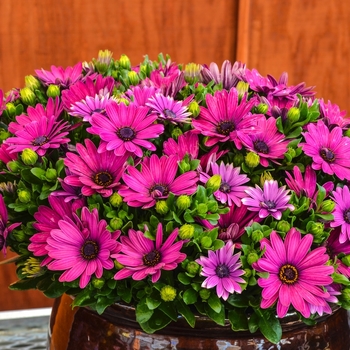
216,121,235,135
279,264,298,284
320,147,335,163
33,135,48,146
220,182,231,193
117,127,136,141
143,249,161,266
93,108,105,114
81,240,99,260
94,171,113,187
215,264,230,278
343,209,350,223
150,184,169,198
163,109,177,119
254,140,269,154
263,200,276,209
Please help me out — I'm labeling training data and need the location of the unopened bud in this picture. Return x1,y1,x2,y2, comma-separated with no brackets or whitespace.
197,203,208,215
236,81,249,97
206,174,221,192
109,217,123,230
309,222,324,235
179,224,195,239
320,200,335,213
186,261,200,275
45,168,57,181
245,152,260,168
171,127,183,140
199,288,211,300
128,71,140,86
109,193,123,207
200,236,212,249
20,87,36,106
276,220,291,233
119,54,131,70
260,171,273,187
287,107,300,123
7,161,20,173
18,189,31,203
155,200,169,215
251,230,264,243
91,277,105,289
21,149,38,165
160,285,177,302
188,101,200,117
256,103,269,114
247,252,259,265
25,75,41,90
47,84,60,98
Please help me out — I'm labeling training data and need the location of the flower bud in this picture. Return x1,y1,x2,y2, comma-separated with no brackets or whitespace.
186,261,200,275
199,288,211,300
245,152,260,168
320,199,335,212
119,54,131,70
179,224,195,239
276,220,291,233
287,107,300,123
109,193,123,207
91,276,105,289
207,200,218,212
176,195,192,210
256,103,268,114
160,285,177,302
206,174,221,192
260,171,273,187
171,127,183,140
47,84,60,98
286,147,296,159
45,168,57,181
7,161,20,173
233,153,244,166
6,103,16,117
0,130,11,141
22,257,42,277
184,63,201,84
236,81,249,97
25,75,41,90
200,236,212,249
251,230,264,243
155,200,169,215
309,222,324,235
128,71,140,86
341,287,350,302
18,189,31,203
197,203,208,215
247,252,259,265
95,50,113,73
21,149,38,165
244,268,252,278
20,87,36,106
188,101,200,117
109,217,123,230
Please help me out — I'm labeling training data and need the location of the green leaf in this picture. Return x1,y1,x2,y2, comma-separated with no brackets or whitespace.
228,309,249,331
20,169,43,184
208,293,222,313
150,215,159,229
195,185,207,203
286,126,302,139
146,309,172,331
96,297,114,315
227,293,250,308
31,167,46,179
146,296,162,310
136,298,154,324
184,210,195,223
248,312,259,333
332,272,350,286
276,117,284,133
183,288,198,305
212,239,225,250
158,302,178,321
72,289,95,307
178,272,192,285
9,275,45,291
176,299,195,328
204,303,225,325
257,309,282,344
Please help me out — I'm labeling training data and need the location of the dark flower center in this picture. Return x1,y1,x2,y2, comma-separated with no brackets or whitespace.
163,109,177,119
264,200,276,209
216,121,235,135
215,264,230,278
143,250,161,266
344,209,350,223
150,184,169,198
94,171,113,187
320,147,335,163
117,127,136,141
93,108,104,114
81,240,99,260
254,140,269,154
279,264,298,284
33,135,48,146
220,182,231,193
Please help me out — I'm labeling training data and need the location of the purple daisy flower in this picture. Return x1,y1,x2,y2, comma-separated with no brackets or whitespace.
146,93,192,124
253,228,333,318
35,62,83,88
239,117,289,167
242,180,294,220
163,131,199,161
200,161,249,206
319,99,349,129
330,185,350,243
63,139,128,198
191,88,262,149
196,240,245,300
119,154,198,208
46,207,121,289
308,283,341,317
300,120,350,180
87,101,164,158
113,223,186,283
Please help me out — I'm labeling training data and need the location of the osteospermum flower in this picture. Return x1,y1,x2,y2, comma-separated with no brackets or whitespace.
113,223,186,283
146,93,192,124
301,120,350,180
239,117,289,167
196,240,245,300
88,101,164,158
242,180,294,220
200,161,249,206
192,87,262,149
253,229,333,318
163,131,199,161
126,85,159,107
63,139,128,198
46,207,120,288
119,154,198,208
330,185,350,243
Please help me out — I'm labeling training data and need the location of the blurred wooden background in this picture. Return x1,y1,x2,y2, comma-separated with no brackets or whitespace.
0,0,349,310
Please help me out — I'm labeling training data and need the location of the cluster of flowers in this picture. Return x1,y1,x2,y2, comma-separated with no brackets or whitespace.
1,50,350,343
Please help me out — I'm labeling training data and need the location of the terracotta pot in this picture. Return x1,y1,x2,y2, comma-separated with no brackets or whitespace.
48,294,350,350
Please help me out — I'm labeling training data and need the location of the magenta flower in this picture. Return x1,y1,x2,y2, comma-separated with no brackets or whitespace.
46,207,120,288
319,99,349,129
63,139,128,198
35,62,83,88
239,117,289,167
200,162,249,206
196,241,245,300
0,194,21,256
146,93,192,124
253,229,334,318
330,185,350,243
301,120,350,180
308,284,340,316
113,223,186,283
126,86,159,107
163,131,199,161
242,180,294,220
88,101,164,158
0,89,6,115
0,144,18,167
192,88,262,149
119,154,198,208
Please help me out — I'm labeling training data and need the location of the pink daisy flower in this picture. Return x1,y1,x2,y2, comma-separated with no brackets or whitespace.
63,139,128,198
308,284,341,317
163,131,199,161
196,240,245,300
113,223,186,283
319,99,349,129
87,101,164,158
239,117,289,167
192,88,262,149
126,86,159,107
35,62,83,88
242,180,294,220
46,207,120,289
119,154,198,208
0,144,18,167
300,120,350,180
253,228,334,318
330,185,350,243
200,161,249,206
